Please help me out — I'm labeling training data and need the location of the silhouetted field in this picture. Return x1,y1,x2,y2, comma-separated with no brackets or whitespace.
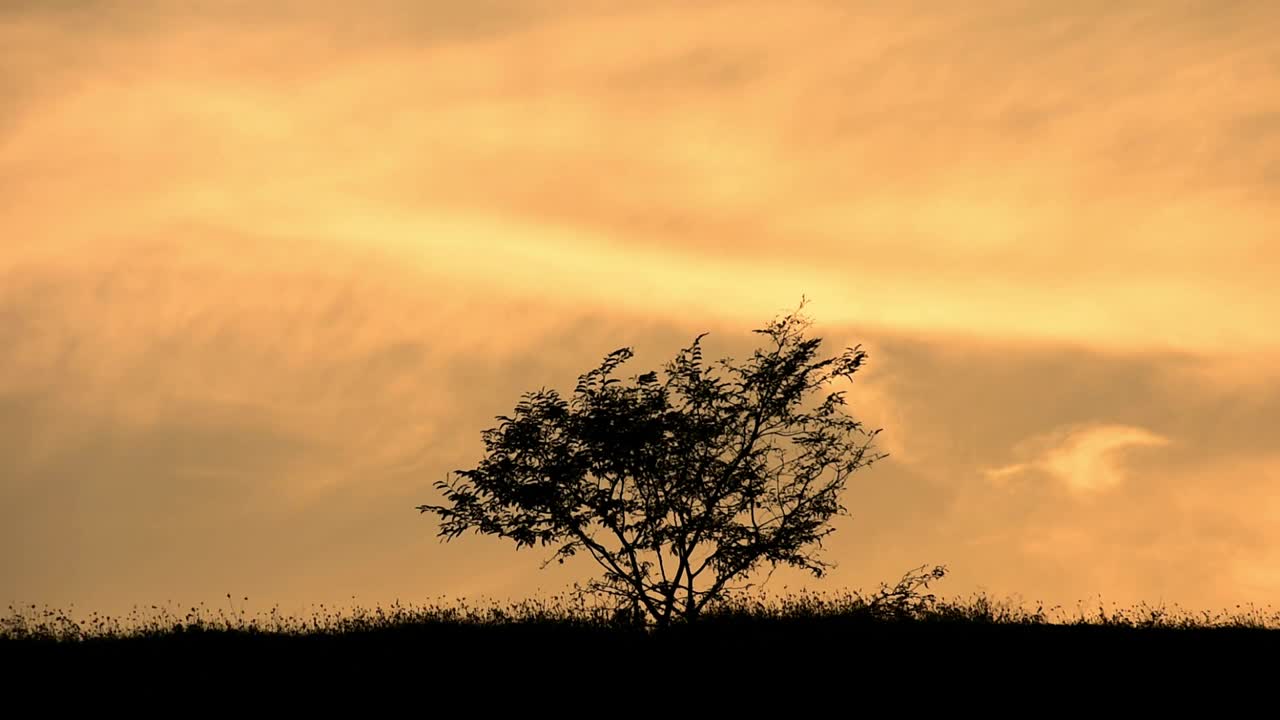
6,589,1277,683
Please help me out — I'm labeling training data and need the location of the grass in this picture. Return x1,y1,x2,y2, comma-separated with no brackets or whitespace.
6,567,1277,656
3,569,1275,700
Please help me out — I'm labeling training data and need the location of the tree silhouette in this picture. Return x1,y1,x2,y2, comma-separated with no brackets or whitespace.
418,302,887,627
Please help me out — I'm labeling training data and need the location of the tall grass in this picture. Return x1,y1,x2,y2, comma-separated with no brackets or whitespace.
5,566,1277,643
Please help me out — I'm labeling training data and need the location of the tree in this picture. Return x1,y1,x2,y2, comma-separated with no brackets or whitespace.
417,302,888,628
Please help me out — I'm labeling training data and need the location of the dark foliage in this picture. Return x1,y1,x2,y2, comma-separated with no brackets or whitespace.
418,302,887,626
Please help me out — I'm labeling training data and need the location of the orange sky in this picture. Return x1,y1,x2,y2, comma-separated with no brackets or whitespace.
3,0,1279,620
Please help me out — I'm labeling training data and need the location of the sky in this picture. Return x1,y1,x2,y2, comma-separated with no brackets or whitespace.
3,0,1279,621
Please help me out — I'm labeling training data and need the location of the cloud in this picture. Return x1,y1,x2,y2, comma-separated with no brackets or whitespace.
4,1,1280,354
4,255,1277,613
1041,425,1172,494
3,0,1280,615
985,423,1171,495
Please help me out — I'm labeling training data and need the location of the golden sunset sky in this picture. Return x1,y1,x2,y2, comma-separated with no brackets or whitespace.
3,0,1279,619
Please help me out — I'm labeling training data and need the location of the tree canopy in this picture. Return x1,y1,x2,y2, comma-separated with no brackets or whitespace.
418,303,887,627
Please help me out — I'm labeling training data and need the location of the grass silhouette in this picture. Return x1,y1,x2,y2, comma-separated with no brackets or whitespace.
6,567,1277,668
5,593,1278,696
10,587,1271,702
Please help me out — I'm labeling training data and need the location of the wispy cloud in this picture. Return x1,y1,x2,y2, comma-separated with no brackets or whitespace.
986,423,1171,495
